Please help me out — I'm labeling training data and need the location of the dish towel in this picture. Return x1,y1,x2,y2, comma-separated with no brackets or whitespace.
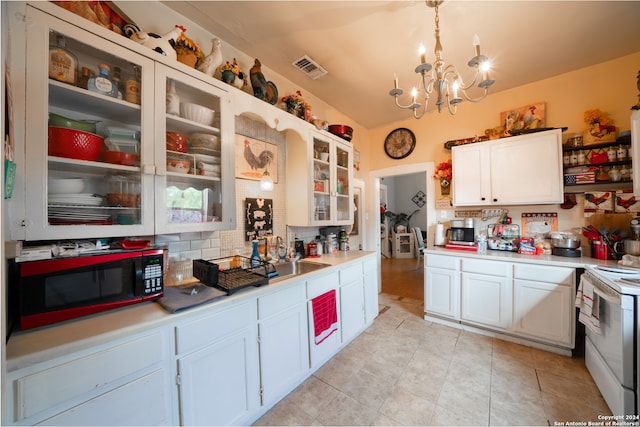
312,290,338,345
575,275,602,335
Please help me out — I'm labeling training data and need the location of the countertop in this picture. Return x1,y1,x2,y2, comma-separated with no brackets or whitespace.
6,251,376,372
425,246,622,270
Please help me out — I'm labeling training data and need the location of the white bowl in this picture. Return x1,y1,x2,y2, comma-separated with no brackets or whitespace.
48,178,85,194
167,159,191,174
181,103,215,126
190,133,220,150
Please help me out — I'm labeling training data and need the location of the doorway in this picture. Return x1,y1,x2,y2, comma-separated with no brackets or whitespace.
369,163,435,300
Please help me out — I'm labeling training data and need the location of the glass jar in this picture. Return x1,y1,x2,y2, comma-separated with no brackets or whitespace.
617,145,627,161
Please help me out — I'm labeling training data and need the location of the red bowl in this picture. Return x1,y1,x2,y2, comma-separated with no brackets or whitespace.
103,150,140,166
166,131,188,153
48,126,104,161
328,124,353,141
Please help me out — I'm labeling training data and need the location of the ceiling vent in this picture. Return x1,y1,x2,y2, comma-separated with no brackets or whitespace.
291,55,328,80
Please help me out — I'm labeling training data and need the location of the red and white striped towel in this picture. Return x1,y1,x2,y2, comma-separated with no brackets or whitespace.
575,275,601,335
311,290,338,345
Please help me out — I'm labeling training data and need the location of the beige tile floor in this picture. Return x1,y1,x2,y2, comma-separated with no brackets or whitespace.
254,293,612,426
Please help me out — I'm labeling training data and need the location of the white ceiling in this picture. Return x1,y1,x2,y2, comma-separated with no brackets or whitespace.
162,1,640,129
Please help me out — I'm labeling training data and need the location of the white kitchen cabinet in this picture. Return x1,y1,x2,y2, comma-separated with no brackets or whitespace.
339,262,366,343
632,110,640,197
307,271,342,368
513,264,575,348
175,301,260,426
257,283,309,407
392,232,414,258
19,6,156,240
12,4,236,241
153,64,235,233
363,255,380,324
286,130,354,226
5,329,173,426
452,129,563,206
460,258,512,329
424,254,460,320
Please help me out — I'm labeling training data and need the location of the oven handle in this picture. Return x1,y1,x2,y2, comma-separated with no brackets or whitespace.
589,279,621,305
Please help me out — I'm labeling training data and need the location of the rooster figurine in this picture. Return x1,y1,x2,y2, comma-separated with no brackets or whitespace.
243,139,274,176
196,38,223,77
250,59,278,104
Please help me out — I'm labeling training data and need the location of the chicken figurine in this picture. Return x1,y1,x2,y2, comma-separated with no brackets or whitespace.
243,138,274,177
126,24,184,61
250,59,278,104
196,38,223,77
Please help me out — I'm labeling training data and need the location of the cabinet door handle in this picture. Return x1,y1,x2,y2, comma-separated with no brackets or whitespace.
493,198,498,202
481,197,486,201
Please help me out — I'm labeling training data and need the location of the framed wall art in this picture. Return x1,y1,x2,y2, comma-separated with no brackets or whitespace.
235,134,278,182
245,198,273,241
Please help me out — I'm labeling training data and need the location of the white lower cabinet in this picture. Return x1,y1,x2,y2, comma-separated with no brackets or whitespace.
460,259,512,329
175,301,260,426
6,329,173,426
424,251,578,351
513,264,575,348
339,262,366,343
257,283,310,407
363,256,380,324
307,271,342,368
424,254,460,319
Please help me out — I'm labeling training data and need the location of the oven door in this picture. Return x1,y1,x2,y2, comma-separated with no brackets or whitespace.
584,273,637,415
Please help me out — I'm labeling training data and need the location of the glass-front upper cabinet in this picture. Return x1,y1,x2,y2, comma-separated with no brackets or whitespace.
22,6,155,241
310,132,353,226
153,65,235,234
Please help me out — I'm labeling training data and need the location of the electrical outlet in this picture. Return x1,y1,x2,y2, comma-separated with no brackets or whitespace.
440,210,447,219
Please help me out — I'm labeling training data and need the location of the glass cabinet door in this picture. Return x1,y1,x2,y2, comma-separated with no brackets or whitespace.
154,65,235,234
312,137,332,222
24,7,155,240
334,143,352,222
310,133,353,226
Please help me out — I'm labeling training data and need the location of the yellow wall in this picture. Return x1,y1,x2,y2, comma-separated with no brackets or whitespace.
364,52,640,173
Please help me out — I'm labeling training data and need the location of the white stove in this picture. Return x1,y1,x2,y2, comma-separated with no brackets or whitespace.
582,265,639,416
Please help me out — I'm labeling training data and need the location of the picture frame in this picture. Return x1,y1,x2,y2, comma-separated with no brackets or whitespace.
235,134,278,183
500,102,545,133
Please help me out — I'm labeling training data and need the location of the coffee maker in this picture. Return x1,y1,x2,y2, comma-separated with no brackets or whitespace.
447,218,475,245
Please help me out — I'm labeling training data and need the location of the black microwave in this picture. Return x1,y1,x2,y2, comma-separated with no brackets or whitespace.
7,249,164,334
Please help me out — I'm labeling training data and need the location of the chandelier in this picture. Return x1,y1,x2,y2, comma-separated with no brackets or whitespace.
390,0,495,119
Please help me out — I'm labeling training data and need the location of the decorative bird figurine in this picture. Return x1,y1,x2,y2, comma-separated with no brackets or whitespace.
196,38,223,77
126,24,185,61
250,59,278,104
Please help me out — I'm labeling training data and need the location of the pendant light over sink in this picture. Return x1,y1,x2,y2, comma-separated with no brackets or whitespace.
390,0,495,119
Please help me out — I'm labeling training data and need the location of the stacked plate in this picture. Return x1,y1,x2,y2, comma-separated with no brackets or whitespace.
49,193,104,206
194,152,221,178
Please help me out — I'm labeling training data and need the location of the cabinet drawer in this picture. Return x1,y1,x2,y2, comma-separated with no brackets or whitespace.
258,283,306,319
14,330,165,421
339,262,362,285
426,254,459,270
307,271,339,299
514,264,574,286
461,258,510,276
175,301,257,355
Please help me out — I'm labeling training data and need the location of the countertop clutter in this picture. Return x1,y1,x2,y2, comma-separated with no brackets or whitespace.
426,246,620,269
5,251,374,372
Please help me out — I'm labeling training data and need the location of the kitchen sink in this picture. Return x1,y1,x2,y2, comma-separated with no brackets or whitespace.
269,260,330,282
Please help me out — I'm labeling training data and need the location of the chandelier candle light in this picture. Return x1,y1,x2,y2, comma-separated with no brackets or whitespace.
390,0,495,118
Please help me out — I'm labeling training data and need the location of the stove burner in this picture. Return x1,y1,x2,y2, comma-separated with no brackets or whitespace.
552,247,582,257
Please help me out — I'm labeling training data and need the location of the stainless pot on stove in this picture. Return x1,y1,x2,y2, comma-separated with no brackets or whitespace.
614,239,640,256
